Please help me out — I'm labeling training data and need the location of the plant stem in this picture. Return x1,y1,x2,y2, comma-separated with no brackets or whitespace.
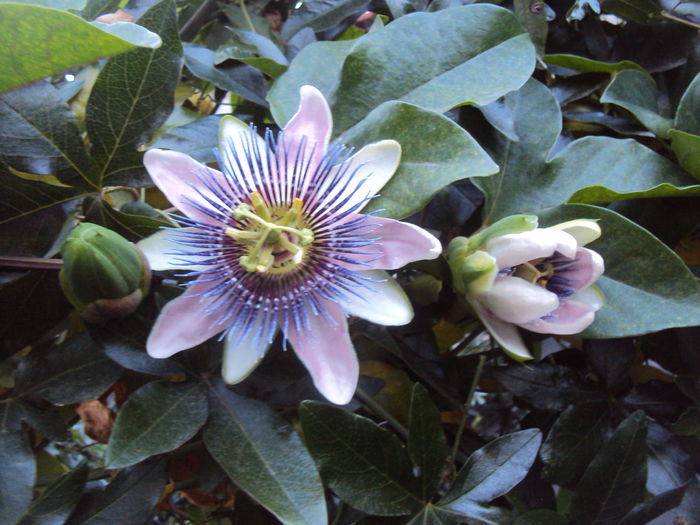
355,387,408,440
449,354,486,465
661,10,700,29
239,0,257,33
0,256,63,271
179,0,219,41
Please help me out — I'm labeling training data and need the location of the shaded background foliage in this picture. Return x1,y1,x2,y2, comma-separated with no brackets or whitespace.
1,0,700,523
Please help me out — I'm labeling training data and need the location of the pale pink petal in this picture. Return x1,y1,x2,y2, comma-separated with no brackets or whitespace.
147,279,225,358
478,276,559,324
339,270,413,326
137,228,208,271
486,229,577,269
144,149,228,227
472,301,532,361
337,214,441,271
280,85,332,184
520,300,595,335
309,140,401,215
567,248,605,291
286,300,358,405
222,314,277,384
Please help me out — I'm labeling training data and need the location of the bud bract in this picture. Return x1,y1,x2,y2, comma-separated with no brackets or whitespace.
60,223,150,322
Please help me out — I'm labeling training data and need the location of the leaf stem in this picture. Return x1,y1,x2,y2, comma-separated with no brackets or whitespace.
449,354,486,465
661,10,700,29
355,387,408,440
239,0,257,33
179,0,219,41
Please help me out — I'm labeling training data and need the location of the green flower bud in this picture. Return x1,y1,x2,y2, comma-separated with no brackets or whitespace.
60,223,150,323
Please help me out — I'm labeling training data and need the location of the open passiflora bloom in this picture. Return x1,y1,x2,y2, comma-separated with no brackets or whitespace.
448,215,604,360
138,86,441,404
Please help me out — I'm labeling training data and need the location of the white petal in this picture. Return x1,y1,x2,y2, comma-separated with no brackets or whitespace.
549,219,601,246
311,140,401,216
222,313,277,384
472,301,532,361
340,270,414,326
486,228,578,269
478,276,559,324
137,228,208,271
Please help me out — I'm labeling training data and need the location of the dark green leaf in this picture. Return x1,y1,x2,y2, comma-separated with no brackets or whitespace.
0,166,85,227
441,429,541,508
87,291,185,376
184,44,268,107
82,197,167,242
675,72,700,135
79,0,119,20
602,0,663,24
204,383,326,525
0,270,72,361
0,3,160,94
494,363,604,411
341,101,497,219
0,431,36,525
151,115,221,164
540,402,611,486
585,338,635,394
514,509,568,525
385,0,428,18
14,333,122,405
268,38,358,126
18,463,88,525
537,204,700,337
86,0,183,187
570,411,647,525
281,0,370,39
0,81,96,187
600,70,672,138
475,79,700,225
107,381,207,468
408,383,448,501
406,502,512,525
670,129,700,180
646,422,696,495
330,5,535,135
65,459,167,525
544,54,644,74
271,5,535,135
618,485,687,525
299,400,421,515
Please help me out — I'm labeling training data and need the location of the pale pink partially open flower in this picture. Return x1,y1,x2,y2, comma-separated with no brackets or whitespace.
138,86,441,404
453,218,604,360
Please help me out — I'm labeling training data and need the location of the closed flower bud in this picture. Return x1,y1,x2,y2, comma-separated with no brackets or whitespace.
60,223,150,323
448,216,604,361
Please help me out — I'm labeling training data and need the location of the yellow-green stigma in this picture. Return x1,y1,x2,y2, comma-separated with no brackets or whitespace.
225,191,314,274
